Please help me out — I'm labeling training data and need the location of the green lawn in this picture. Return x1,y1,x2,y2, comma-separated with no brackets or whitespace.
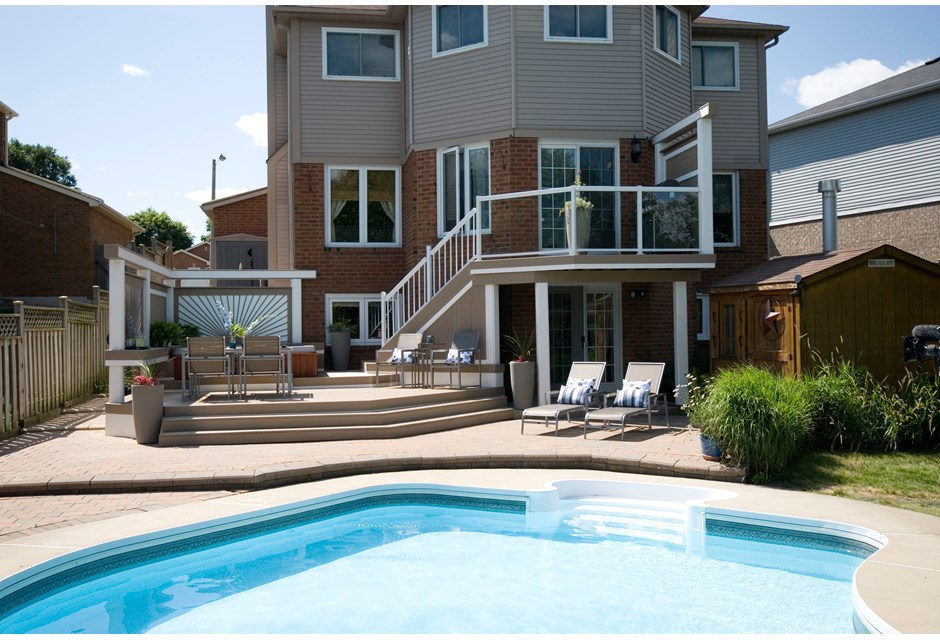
769,451,940,517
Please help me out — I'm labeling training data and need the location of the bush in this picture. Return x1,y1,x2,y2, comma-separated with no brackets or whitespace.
804,359,884,451
883,370,940,451
149,322,200,347
698,364,813,481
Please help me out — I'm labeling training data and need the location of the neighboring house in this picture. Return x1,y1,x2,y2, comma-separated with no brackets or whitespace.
172,242,211,270
264,5,786,398
0,101,141,302
768,57,940,263
201,187,268,286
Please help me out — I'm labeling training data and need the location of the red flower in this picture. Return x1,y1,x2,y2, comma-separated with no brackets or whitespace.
133,375,158,386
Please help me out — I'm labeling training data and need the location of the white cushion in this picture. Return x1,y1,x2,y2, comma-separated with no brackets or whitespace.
388,348,414,364
556,378,594,405
613,379,652,408
445,349,474,365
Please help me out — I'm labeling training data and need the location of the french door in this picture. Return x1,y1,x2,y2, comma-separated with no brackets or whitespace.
547,285,620,388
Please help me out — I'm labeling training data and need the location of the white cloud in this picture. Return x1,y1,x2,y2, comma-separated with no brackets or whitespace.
122,63,149,77
185,186,245,204
782,58,924,108
236,112,267,148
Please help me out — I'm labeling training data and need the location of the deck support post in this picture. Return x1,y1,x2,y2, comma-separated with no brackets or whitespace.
673,281,689,405
535,282,550,405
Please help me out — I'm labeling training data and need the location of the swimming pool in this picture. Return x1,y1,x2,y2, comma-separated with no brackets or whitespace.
0,479,888,634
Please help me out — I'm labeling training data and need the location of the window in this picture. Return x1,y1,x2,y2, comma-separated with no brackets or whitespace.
539,145,617,250
323,28,399,80
654,6,680,61
433,6,487,56
545,5,612,42
327,167,400,246
439,144,490,234
327,295,382,345
713,172,738,246
692,42,738,89
696,293,710,341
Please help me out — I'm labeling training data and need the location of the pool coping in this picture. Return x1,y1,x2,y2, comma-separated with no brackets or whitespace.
0,469,937,634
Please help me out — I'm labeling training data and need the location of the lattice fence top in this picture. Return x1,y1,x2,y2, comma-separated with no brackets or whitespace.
0,315,17,337
23,306,63,330
68,301,99,324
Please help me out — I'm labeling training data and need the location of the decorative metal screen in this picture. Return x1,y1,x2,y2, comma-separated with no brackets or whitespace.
177,293,290,340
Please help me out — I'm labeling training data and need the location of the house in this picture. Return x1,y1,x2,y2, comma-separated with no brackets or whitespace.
172,242,210,270
707,244,940,383
262,5,787,402
0,100,141,303
200,187,268,272
768,58,940,263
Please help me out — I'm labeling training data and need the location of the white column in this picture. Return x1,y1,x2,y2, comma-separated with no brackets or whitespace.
290,278,302,343
673,281,690,405
140,268,151,346
166,282,175,323
696,117,714,255
535,282,550,405
108,258,126,403
484,284,499,364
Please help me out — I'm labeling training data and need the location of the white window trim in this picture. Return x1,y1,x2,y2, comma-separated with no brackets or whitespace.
432,5,488,58
436,143,491,237
696,293,710,341
713,171,740,248
653,5,681,64
322,27,401,82
325,166,402,247
692,41,739,91
537,141,621,249
325,294,383,346
543,5,613,44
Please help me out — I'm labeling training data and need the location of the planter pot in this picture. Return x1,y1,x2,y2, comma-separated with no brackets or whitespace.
509,360,536,410
564,204,593,250
330,330,351,371
131,383,165,445
699,433,722,461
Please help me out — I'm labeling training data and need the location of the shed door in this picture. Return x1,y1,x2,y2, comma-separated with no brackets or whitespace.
745,295,796,376
216,240,268,286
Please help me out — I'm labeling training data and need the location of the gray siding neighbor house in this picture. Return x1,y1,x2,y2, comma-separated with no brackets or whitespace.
265,5,787,402
768,58,940,262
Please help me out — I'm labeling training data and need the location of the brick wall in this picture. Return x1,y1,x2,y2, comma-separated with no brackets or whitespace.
401,149,437,270
213,193,268,238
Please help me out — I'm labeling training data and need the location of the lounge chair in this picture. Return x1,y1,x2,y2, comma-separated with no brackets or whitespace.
239,335,287,398
182,336,233,399
433,331,481,389
373,332,424,387
520,361,606,435
583,362,670,439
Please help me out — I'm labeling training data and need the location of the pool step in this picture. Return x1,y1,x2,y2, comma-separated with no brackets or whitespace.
561,499,687,546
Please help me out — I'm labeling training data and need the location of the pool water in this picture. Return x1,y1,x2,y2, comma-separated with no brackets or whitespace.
0,494,869,634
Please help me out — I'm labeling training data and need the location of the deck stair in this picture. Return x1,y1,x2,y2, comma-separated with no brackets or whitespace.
158,386,513,446
559,498,688,546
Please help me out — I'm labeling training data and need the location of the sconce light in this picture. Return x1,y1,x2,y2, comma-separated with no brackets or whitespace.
629,289,647,299
630,135,643,163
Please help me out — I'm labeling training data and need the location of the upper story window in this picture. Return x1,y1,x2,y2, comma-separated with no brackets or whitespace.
544,5,612,43
692,42,739,90
654,6,680,61
433,6,487,56
323,28,400,81
439,144,490,234
326,167,401,246
713,172,739,246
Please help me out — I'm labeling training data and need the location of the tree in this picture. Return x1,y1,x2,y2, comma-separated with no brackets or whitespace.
200,218,212,243
8,139,77,187
128,207,194,250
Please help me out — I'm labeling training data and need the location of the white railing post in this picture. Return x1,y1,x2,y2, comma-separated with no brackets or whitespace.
569,185,578,255
636,187,645,255
380,292,388,344
474,200,483,258
425,245,433,303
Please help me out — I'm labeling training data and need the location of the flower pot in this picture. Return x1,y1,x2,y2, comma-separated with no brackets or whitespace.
699,433,722,461
131,383,165,445
330,330,351,371
509,360,536,410
564,204,593,250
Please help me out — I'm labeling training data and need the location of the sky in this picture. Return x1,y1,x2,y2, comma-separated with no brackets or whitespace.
2,3,938,242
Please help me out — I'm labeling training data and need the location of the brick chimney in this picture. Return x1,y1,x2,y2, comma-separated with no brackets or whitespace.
0,100,18,166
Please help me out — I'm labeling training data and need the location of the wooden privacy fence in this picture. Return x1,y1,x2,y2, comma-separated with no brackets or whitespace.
0,289,109,438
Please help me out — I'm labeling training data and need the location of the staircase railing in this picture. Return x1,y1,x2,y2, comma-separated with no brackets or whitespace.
381,207,482,343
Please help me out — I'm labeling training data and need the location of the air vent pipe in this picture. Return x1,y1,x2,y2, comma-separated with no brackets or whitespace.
818,179,841,253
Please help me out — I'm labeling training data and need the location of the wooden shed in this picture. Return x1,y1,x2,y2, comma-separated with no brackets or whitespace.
707,245,940,382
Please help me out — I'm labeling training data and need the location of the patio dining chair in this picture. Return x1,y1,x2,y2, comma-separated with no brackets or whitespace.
520,361,606,435
433,331,481,389
373,332,424,387
583,362,670,439
239,335,287,398
182,336,233,399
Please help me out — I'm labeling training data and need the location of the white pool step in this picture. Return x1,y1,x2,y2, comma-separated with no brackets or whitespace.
560,498,687,546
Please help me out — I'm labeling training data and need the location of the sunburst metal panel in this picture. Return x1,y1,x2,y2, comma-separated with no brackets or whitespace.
178,294,289,340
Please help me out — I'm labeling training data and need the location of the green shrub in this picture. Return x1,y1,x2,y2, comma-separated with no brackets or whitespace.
804,359,884,451
699,364,813,481
180,323,200,339
150,321,185,347
884,370,940,451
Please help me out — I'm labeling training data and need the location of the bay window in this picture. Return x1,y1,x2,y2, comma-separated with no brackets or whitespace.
545,6,612,42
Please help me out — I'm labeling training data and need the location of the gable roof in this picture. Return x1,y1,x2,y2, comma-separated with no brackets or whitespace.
770,57,940,133
0,100,17,119
692,15,789,42
708,245,940,292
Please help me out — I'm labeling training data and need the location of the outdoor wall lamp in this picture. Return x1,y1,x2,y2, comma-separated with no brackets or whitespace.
630,135,643,163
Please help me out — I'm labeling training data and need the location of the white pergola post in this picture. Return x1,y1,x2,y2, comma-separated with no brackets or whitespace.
290,278,302,343
140,268,151,346
484,284,499,364
696,116,714,255
673,281,690,405
535,282,550,405
166,282,175,323
108,258,126,403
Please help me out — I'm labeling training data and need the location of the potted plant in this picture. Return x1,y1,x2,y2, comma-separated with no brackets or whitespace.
560,171,593,250
131,362,166,445
680,373,722,461
328,318,356,371
504,329,536,410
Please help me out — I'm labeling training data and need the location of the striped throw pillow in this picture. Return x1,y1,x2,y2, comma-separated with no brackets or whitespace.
613,379,652,408
557,378,594,405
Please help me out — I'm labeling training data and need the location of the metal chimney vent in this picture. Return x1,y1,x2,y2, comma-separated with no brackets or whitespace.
818,179,841,253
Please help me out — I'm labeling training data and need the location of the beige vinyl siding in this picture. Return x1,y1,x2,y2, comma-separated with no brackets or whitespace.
297,21,402,160
410,5,512,145
274,54,289,149
404,9,413,149
515,5,645,131
642,5,692,133
693,36,765,169
265,148,291,270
